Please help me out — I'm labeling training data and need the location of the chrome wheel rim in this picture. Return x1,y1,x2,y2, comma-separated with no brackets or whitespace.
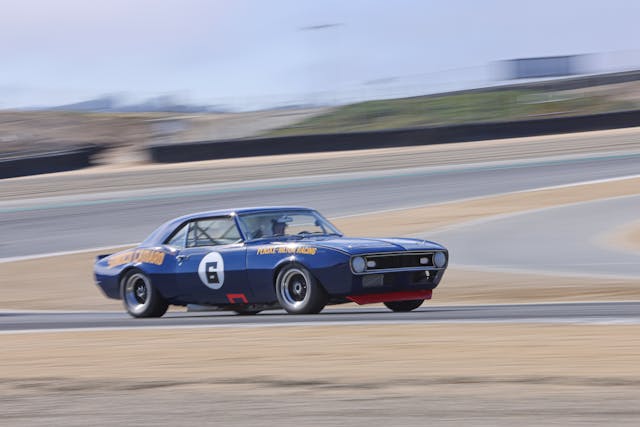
279,268,309,309
124,273,151,314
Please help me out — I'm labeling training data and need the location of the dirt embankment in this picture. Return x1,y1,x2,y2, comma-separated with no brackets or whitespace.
0,108,326,162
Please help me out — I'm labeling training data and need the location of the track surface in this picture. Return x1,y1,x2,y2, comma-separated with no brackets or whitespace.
2,138,640,331
3,151,640,258
2,302,639,332
427,194,640,277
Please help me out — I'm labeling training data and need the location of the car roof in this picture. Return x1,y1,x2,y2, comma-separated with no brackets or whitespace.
143,206,315,245
176,206,313,221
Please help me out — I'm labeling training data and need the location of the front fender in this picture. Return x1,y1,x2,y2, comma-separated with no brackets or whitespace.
247,244,350,302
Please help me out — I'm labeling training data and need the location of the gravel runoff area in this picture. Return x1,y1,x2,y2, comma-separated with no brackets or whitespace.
2,324,640,426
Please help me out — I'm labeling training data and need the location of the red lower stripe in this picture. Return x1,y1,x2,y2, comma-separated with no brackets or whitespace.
226,293,248,303
347,290,433,305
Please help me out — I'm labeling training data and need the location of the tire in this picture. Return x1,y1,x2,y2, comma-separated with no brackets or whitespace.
384,299,424,312
121,269,169,318
275,264,327,314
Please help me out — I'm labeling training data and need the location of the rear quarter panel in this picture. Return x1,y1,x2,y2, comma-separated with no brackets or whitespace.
94,246,178,300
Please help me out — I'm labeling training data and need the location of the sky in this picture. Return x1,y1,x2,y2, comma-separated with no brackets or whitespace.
1,0,639,109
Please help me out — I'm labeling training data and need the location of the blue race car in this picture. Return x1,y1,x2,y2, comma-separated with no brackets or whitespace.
94,207,448,317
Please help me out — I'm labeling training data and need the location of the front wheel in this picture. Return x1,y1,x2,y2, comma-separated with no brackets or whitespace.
384,299,424,312
121,269,169,318
275,264,327,314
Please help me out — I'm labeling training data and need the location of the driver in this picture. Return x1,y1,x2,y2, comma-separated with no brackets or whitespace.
271,217,288,236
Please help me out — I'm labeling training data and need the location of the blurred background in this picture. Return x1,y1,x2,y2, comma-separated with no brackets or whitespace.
2,0,640,165
2,2,640,426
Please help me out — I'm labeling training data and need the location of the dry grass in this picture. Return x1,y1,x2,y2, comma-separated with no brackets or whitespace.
3,324,639,382
603,220,640,253
2,324,640,426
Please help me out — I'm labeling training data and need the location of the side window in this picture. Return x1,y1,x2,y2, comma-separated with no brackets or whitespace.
185,217,242,247
166,223,188,248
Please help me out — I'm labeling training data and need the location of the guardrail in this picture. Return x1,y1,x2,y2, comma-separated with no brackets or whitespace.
0,145,101,179
149,109,640,163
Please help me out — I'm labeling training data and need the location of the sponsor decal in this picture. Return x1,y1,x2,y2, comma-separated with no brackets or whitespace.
295,246,318,255
197,252,225,290
257,246,317,256
108,249,165,268
257,246,318,255
256,247,277,255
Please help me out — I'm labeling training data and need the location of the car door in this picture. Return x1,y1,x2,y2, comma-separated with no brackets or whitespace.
170,216,249,305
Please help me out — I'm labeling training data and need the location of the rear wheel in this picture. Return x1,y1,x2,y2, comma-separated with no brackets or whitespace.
384,299,424,312
121,269,169,318
276,264,327,314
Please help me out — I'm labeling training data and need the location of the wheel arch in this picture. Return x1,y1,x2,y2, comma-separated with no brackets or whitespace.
272,258,327,293
119,265,177,303
118,266,144,295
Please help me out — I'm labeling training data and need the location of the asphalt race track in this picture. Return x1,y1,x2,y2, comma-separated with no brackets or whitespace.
426,194,640,277
1,302,639,332
2,151,640,258
2,145,640,332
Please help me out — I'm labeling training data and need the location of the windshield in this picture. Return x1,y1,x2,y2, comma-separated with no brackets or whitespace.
237,210,342,240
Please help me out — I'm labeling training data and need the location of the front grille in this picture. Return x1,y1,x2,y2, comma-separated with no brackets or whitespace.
365,252,433,271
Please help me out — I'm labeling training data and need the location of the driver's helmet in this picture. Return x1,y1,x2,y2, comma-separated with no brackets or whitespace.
271,217,287,236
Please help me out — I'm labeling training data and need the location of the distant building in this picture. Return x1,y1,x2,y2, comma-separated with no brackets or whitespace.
500,55,586,80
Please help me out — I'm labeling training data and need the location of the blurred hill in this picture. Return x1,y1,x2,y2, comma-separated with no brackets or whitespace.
267,75,640,137
3,71,640,166
0,108,327,164
46,95,226,114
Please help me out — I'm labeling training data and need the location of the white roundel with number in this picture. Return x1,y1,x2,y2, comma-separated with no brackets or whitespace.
197,252,225,290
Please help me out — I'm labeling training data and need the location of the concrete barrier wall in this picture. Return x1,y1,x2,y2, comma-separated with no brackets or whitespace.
149,109,640,163
0,146,99,179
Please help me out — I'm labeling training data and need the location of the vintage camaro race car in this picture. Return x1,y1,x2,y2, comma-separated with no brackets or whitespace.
94,207,448,317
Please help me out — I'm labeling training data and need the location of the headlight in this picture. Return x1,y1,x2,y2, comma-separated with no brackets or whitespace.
366,260,377,268
351,256,366,273
433,252,446,268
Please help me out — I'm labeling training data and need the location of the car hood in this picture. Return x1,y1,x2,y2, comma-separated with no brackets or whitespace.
309,237,446,255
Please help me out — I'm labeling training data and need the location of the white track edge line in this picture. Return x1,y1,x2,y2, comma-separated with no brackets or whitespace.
2,318,640,334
